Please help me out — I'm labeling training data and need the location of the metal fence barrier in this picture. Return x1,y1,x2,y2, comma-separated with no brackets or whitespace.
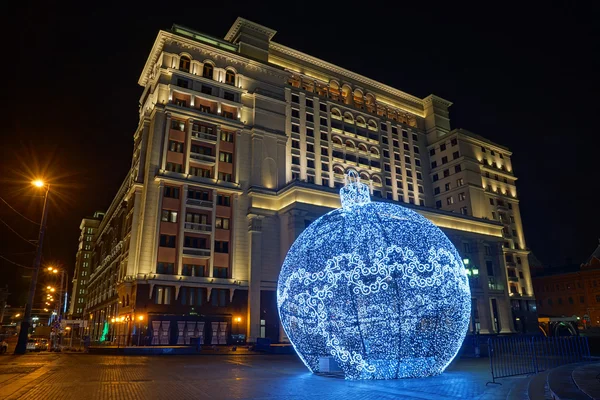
487,335,591,384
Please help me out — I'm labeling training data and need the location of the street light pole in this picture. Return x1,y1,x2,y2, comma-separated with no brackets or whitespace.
15,182,49,355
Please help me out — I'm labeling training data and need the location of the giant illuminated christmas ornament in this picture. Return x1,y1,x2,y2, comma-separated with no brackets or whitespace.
277,171,471,380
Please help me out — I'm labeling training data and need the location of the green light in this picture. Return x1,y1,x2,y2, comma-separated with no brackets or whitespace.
100,321,109,342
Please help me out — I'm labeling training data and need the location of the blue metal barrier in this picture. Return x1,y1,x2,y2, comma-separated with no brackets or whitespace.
487,335,590,384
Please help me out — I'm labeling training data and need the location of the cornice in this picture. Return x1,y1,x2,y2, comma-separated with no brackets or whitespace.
224,17,277,42
453,128,512,154
269,42,426,110
139,31,289,87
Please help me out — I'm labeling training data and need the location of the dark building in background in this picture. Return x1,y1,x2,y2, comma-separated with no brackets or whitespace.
68,212,104,320
533,241,600,328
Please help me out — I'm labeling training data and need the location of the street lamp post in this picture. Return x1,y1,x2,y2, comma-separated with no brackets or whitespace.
15,181,49,355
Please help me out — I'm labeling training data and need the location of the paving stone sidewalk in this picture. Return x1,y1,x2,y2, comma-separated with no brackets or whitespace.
0,353,520,399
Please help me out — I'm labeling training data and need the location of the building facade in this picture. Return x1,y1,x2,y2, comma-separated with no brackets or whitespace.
533,242,600,328
68,212,103,319
84,18,537,345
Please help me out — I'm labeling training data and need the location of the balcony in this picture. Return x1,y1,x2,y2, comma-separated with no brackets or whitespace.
186,198,213,209
190,152,216,164
508,276,519,282
191,131,217,143
183,247,210,258
184,222,212,233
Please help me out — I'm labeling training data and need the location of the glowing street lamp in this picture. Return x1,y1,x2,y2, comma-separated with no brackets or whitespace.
15,179,51,354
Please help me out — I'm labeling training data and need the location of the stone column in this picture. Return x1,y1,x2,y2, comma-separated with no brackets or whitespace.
125,188,142,277
185,119,193,175
161,113,172,171
247,214,263,343
177,184,188,275
209,189,217,278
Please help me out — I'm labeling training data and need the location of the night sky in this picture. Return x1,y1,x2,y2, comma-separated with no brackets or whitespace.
2,2,598,305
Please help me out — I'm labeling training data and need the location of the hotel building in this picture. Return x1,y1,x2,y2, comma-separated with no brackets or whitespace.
85,18,537,344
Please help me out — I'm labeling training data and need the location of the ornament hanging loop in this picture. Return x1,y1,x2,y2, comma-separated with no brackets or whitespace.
340,170,371,209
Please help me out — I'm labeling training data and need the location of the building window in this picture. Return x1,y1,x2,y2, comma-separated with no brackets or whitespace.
168,140,184,153
217,195,231,207
202,63,213,79
159,235,176,248
219,152,233,163
435,200,442,209
179,56,190,72
184,236,207,249
161,210,178,223
486,261,494,276
306,143,314,153
211,289,228,307
215,217,230,230
291,93,299,103
440,143,447,151
442,156,448,164
489,198,495,205
445,182,451,191
460,207,468,215
455,164,462,173
157,262,175,274
220,131,234,142
155,286,172,305
432,174,439,182
214,241,229,253
434,187,440,195
190,166,212,178
447,196,454,205
451,138,458,146
224,91,235,101
213,267,228,278
187,189,209,201
453,151,460,159
457,178,464,186
431,161,437,169
166,162,183,173
225,69,235,85
443,169,450,178
429,148,436,156
218,172,233,182
182,264,205,277
292,156,300,165
306,113,314,122
458,192,466,201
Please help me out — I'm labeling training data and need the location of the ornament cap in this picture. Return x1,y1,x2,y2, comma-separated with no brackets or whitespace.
340,170,371,209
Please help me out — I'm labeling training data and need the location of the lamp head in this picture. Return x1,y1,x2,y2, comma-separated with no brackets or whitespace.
32,180,45,188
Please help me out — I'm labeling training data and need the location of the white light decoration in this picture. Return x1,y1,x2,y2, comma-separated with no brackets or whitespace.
277,171,471,380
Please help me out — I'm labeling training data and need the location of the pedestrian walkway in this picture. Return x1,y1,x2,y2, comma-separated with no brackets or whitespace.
0,353,520,399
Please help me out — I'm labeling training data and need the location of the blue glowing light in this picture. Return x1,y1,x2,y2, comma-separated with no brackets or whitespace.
277,172,471,379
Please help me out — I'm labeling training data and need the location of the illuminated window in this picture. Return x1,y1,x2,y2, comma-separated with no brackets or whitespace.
155,286,172,305
161,210,178,223
220,131,234,142
215,217,230,230
168,140,183,153
218,172,233,182
219,152,233,163
166,163,183,173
